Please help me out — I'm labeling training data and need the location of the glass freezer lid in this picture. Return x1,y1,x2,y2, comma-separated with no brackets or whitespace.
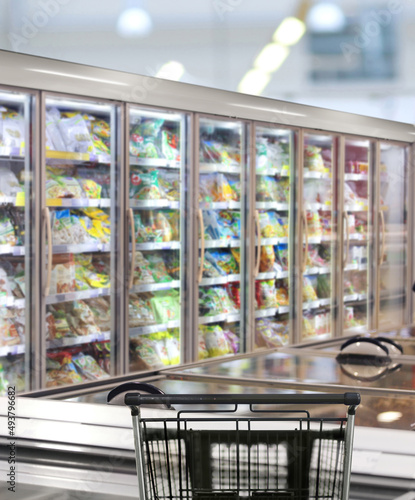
176,351,415,392
64,377,415,431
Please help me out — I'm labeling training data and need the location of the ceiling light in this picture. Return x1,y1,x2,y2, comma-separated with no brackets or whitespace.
238,69,271,96
254,44,289,73
377,411,402,423
273,17,306,46
156,61,185,81
116,7,153,38
307,2,346,33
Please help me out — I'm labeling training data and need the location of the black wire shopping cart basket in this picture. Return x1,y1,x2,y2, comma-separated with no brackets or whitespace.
112,385,360,499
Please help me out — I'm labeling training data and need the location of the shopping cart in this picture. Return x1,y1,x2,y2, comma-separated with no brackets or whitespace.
114,385,360,499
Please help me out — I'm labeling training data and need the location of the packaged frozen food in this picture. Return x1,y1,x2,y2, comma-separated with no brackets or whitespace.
303,277,318,302
223,329,239,354
165,329,180,365
132,337,164,369
7,208,25,245
130,170,163,200
52,210,91,245
255,318,289,348
161,129,180,161
205,249,239,275
2,110,24,149
198,335,209,360
150,289,180,324
317,275,330,298
164,252,180,279
228,282,240,309
0,212,17,246
88,298,111,331
276,244,289,271
133,252,154,285
129,293,156,327
79,179,102,199
58,114,94,153
306,211,323,237
158,170,180,201
276,286,289,306
46,308,73,340
256,280,278,309
0,267,12,298
67,300,101,337
50,254,76,295
130,118,164,158
45,107,66,151
260,245,275,272
0,317,20,346
146,253,173,283
304,145,325,172
256,176,279,202
200,324,230,357
72,352,110,380
0,167,23,197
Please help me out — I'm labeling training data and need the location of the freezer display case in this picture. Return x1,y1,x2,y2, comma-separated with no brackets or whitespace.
342,138,373,333
254,125,293,349
0,90,33,395
127,107,185,372
377,142,408,329
42,96,117,388
301,133,336,341
197,117,245,360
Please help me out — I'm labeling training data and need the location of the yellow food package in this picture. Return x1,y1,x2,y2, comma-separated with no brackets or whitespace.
81,207,109,221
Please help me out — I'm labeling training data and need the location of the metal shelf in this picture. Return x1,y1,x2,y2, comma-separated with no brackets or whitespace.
199,163,240,174
135,241,180,251
200,274,240,286
344,173,369,181
302,300,321,310
255,306,289,318
130,320,180,337
256,202,289,210
46,150,111,164
345,203,368,212
0,146,24,158
46,198,111,208
0,245,25,256
304,266,330,276
53,243,110,254
200,201,241,210
46,330,111,350
46,287,110,305
345,263,368,272
258,237,288,246
256,168,288,176
303,171,331,179
129,157,181,169
0,344,25,357
257,270,289,280
203,239,241,249
130,199,180,209
198,313,240,325
305,203,331,211
131,280,180,293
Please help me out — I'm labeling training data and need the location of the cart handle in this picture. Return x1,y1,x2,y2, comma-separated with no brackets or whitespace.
125,392,360,408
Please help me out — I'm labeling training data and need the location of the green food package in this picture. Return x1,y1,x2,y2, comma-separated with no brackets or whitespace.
150,289,180,324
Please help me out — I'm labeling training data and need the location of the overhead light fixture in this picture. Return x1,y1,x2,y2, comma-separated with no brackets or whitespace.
254,44,289,73
238,69,271,96
307,2,346,33
156,61,185,81
273,17,306,46
116,6,153,38
377,411,402,423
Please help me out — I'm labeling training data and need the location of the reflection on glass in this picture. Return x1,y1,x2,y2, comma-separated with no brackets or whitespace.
44,98,113,388
378,143,407,329
343,140,371,333
128,109,184,372
198,118,243,360
302,134,335,341
255,127,291,349
0,92,30,395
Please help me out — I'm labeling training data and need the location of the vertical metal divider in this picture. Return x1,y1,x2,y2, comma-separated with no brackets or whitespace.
294,129,304,345
182,112,193,364
29,91,41,391
371,141,381,331
37,92,47,390
246,123,256,353
336,136,345,338
189,114,200,362
114,102,125,376
406,144,414,325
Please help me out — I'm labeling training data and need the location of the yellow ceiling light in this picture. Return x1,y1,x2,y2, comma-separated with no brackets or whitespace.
156,61,185,81
254,43,290,73
273,17,306,46
238,69,271,95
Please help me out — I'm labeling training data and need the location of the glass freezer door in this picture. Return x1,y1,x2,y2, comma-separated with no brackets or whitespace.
197,117,245,360
42,96,117,389
377,142,408,328
342,139,373,334
301,133,336,342
254,125,292,349
0,90,33,395
127,108,185,372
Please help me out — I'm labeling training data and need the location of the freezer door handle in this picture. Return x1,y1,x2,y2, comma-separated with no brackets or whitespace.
43,207,52,297
302,210,308,273
379,210,386,265
128,208,136,290
198,209,205,284
343,211,350,268
254,210,261,277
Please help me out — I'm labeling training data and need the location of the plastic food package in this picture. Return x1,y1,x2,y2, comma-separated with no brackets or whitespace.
88,298,111,331
0,317,20,346
304,145,326,172
223,329,239,354
275,244,289,271
45,108,66,151
200,324,230,357
276,286,289,306
206,249,239,275
303,277,318,302
161,129,180,161
132,336,165,369
130,118,164,158
256,176,279,202
7,208,25,245
2,110,24,149
52,210,91,245
50,254,76,295
129,293,156,327
133,252,154,285
255,318,289,348
200,140,239,166
158,170,180,201
317,275,330,298
0,212,17,246
67,300,101,337
199,286,237,316
0,167,23,197
46,352,84,387
130,170,163,200
79,179,102,199
198,335,209,360
256,280,278,309
306,211,323,237
46,308,73,340
58,114,94,153
260,245,275,272
164,252,180,280
150,289,180,324
72,353,110,380
259,211,286,238
146,253,173,283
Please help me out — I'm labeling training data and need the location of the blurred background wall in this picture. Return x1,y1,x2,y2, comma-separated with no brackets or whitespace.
0,0,414,123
